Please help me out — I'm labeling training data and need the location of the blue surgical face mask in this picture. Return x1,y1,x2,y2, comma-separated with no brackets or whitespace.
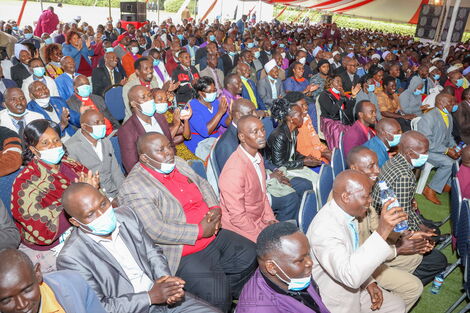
443,105,459,114
271,40,276,45
240,75,248,81
410,149,428,168
254,51,260,59
7,109,27,118
131,46,139,55
33,67,46,77
386,132,401,147
139,100,156,116
12,26,18,31
44,38,53,45
279,43,285,48
86,124,106,140
433,74,440,80
177,34,184,40
413,89,423,96
332,87,341,94
155,102,168,114
209,35,216,42
367,84,375,92
153,59,160,67
272,260,311,291
392,49,399,54
74,205,117,236
77,84,92,98
203,91,217,103
145,154,176,174
24,33,33,39
247,42,255,49
456,78,464,87
228,51,237,57
38,146,65,165
105,47,114,53
328,43,333,49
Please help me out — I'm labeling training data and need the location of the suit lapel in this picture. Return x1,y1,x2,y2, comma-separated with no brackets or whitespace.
76,131,102,163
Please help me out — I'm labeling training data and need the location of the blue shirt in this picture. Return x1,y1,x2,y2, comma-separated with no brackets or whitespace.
186,98,228,153
363,136,389,168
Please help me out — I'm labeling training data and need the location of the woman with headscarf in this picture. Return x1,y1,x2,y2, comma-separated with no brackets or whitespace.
399,75,426,116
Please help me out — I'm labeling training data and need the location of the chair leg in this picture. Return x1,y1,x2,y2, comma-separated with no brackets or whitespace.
437,235,452,251
456,302,470,313
442,259,461,278
416,163,433,194
445,294,467,313
437,215,451,227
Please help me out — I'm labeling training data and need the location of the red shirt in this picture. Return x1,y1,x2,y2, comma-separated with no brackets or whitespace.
444,79,464,103
76,94,113,135
143,165,217,256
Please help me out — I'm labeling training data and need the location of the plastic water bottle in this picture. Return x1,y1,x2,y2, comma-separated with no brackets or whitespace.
454,141,466,153
377,181,408,232
431,274,444,294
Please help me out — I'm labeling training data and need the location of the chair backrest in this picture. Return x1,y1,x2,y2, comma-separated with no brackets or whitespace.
315,95,324,140
332,148,345,177
410,116,421,131
104,86,125,121
109,136,125,174
451,177,463,236
188,159,207,180
298,190,318,233
318,164,334,207
452,161,460,177
0,169,21,216
456,199,470,262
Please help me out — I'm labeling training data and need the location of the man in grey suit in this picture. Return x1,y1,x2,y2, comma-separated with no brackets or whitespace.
257,59,286,108
65,109,124,198
417,92,461,205
199,53,225,97
57,183,220,313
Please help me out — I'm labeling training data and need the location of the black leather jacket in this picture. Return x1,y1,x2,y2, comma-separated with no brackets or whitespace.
266,123,304,170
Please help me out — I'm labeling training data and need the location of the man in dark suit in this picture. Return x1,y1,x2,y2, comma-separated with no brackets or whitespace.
11,45,31,88
57,183,220,313
258,40,273,67
214,98,312,222
117,85,175,173
339,58,361,93
221,41,239,76
92,51,126,97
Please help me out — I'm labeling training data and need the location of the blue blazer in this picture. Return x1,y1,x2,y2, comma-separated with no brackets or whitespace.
241,79,266,111
44,270,107,313
55,73,74,101
62,43,93,71
363,136,389,168
27,97,80,136
0,79,17,104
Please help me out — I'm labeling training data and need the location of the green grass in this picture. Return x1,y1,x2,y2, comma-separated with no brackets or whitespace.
411,173,467,313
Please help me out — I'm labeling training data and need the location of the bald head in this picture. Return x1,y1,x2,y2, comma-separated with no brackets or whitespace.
333,170,370,195
232,98,256,123
128,85,148,103
137,132,167,156
399,131,429,153
0,249,35,279
347,146,374,167
332,170,373,218
80,108,103,124
73,74,89,87
376,117,401,133
238,115,261,134
62,182,98,217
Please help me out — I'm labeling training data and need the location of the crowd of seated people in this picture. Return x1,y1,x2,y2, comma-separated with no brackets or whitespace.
0,12,470,313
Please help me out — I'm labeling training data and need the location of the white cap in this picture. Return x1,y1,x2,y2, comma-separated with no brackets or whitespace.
332,51,340,57
312,46,322,57
431,57,442,63
382,51,391,59
347,52,355,58
429,66,438,73
371,53,381,60
447,64,461,74
264,59,277,74
14,43,29,59
74,16,81,21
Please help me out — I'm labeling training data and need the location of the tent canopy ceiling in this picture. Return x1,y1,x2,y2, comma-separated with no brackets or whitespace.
262,0,470,28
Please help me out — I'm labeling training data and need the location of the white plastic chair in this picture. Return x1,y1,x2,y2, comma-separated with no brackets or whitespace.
315,95,324,140
416,162,435,194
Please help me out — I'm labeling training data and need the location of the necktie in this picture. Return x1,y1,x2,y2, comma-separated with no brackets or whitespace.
210,68,220,91
17,120,25,139
349,220,359,250
109,69,115,85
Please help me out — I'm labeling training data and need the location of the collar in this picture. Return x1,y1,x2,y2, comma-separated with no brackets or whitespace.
396,153,413,169
240,145,261,164
76,94,90,102
141,162,177,180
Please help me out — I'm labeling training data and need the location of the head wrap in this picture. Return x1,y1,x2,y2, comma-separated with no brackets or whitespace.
371,53,381,60
14,43,29,59
264,59,277,74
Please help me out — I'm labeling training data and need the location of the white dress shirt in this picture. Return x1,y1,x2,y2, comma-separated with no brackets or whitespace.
82,130,103,161
0,109,43,134
137,115,164,134
87,223,154,293
240,145,265,192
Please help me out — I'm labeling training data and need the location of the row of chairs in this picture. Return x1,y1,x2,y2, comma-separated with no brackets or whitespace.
298,133,347,233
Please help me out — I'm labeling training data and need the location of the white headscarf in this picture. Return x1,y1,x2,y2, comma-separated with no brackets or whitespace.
14,43,29,60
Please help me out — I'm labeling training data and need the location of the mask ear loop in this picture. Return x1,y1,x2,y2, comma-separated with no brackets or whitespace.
270,259,291,285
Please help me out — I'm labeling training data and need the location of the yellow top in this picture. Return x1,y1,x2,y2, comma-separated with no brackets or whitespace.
439,109,449,127
39,282,66,313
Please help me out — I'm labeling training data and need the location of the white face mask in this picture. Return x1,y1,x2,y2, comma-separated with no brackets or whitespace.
35,97,51,108
299,57,306,65
131,46,139,54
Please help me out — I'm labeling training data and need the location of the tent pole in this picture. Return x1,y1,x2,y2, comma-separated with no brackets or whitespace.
108,0,111,20
17,0,28,26
157,0,160,24
443,0,461,60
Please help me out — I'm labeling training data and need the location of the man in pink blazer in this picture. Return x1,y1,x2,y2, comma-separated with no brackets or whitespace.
219,115,277,242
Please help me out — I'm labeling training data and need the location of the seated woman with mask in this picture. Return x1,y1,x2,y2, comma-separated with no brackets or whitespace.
11,119,99,273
